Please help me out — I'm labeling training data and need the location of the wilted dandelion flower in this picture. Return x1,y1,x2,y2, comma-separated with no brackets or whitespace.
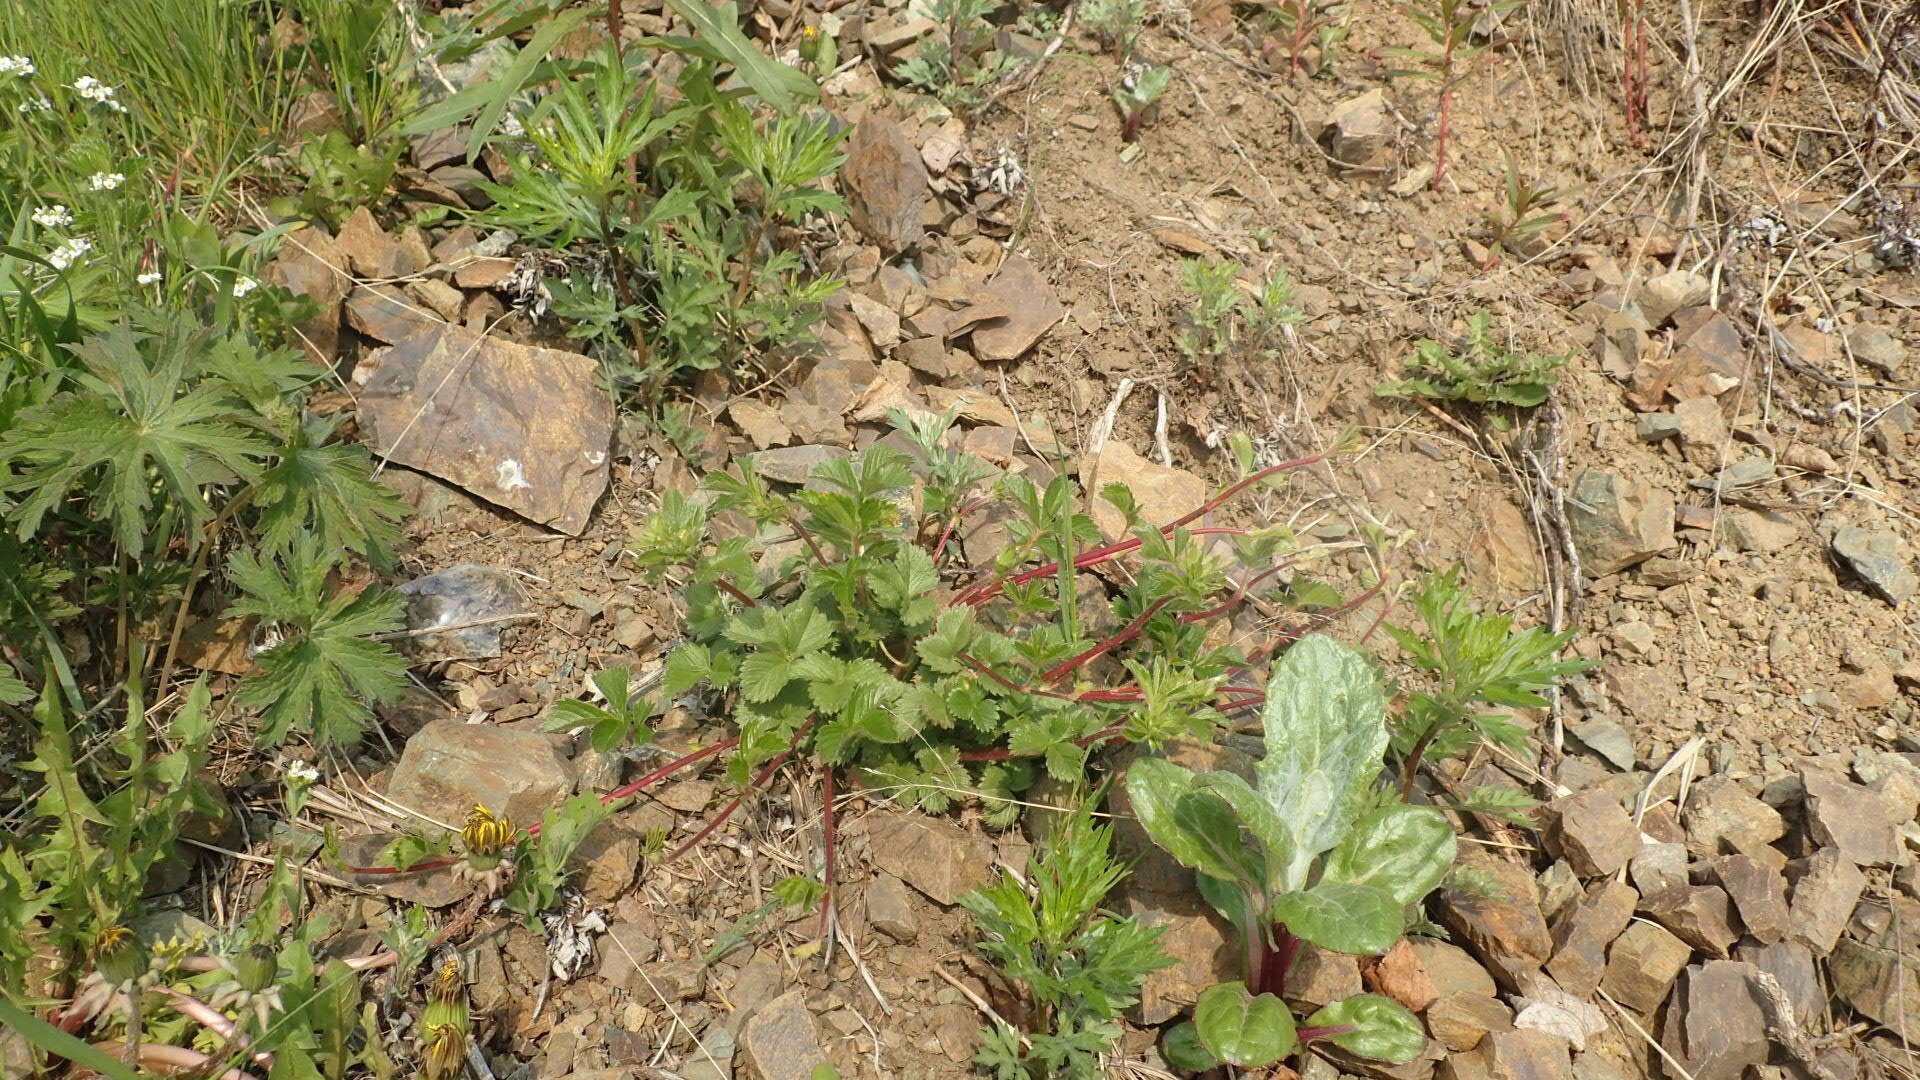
47,237,92,270
88,172,124,191
231,275,258,297
0,55,33,77
31,204,72,228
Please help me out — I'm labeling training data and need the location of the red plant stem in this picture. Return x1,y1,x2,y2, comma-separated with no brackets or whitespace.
1176,563,1291,625
1041,597,1173,685
960,526,1250,606
1297,1024,1356,1043
665,719,815,863
713,577,759,607
345,738,741,874
818,767,837,940
932,497,994,561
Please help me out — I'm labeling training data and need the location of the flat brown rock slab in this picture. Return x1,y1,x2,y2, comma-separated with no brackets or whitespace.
357,313,612,535
388,718,578,826
1080,438,1207,542
265,224,351,364
865,812,993,906
961,254,1063,362
842,114,926,255
1658,960,1770,1080
738,988,829,1080
1436,849,1553,992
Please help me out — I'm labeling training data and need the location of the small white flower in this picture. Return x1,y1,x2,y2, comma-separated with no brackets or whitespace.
47,236,93,271
285,761,320,785
136,270,162,285
72,75,116,102
0,55,33,77
32,204,73,228
231,275,258,298
88,172,125,191
17,95,51,114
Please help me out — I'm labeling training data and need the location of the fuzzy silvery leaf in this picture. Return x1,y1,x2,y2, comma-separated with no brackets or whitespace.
1318,804,1457,907
1123,758,1258,889
1256,634,1388,891
1304,994,1427,1064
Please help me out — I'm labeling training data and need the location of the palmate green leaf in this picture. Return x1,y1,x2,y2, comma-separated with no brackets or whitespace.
228,537,409,746
1319,804,1456,906
1305,994,1427,1063
1269,880,1405,955
254,417,410,568
1193,982,1296,1067
0,321,273,552
1256,635,1389,892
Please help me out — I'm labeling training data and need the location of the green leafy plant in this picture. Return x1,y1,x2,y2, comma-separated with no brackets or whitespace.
1375,310,1569,427
895,0,1018,109
546,665,658,753
1176,257,1306,370
476,36,845,403
1482,150,1566,262
1388,0,1521,186
1264,0,1347,78
1111,64,1171,143
1082,0,1148,57
964,793,1172,1079
1124,635,1455,1071
1384,568,1593,800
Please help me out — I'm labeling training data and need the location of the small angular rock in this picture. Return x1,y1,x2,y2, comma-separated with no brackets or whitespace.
867,813,993,906
1546,880,1638,998
1684,777,1786,859
1736,940,1820,1026
738,989,828,1080
1567,470,1675,574
863,873,917,943
1711,854,1790,943
1601,920,1692,1014
1548,790,1643,878
1482,1028,1575,1080
389,719,577,827
1428,993,1515,1052
1827,898,1920,1041
1659,961,1770,1080
1629,842,1690,896
1787,848,1867,955
1802,768,1901,866
1831,526,1917,605
1436,850,1554,991
1640,884,1738,957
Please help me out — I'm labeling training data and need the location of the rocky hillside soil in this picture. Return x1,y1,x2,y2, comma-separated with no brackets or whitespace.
48,0,1920,1078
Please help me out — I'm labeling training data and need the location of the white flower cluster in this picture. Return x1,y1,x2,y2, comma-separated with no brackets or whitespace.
17,95,50,114
31,204,73,228
137,270,162,286
47,236,92,270
0,55,33,77
88,171,124,191
284,761,320,785
231,275,258,298
71,75,126,112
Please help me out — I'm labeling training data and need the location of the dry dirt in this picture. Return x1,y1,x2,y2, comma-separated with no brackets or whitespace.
181,0,1920,1077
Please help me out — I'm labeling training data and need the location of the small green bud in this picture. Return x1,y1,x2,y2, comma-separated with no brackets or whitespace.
232,944,279,993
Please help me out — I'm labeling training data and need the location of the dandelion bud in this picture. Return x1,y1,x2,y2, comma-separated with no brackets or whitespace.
232,943,278,993
422,1023,467,1080
460,804,514,867
94,926,149,986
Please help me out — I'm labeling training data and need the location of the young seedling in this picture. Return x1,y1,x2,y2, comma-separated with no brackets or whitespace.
1388,0,1521,186
1111,63,1171,143
962,793,1172,1079
1375,310,1569,429
1265,0,1345,78
1081,0,1148,57
1176,257,1308,370
1384,568,1593,801
1483,150,1566,263
1125,635,1456,1071
895,0,1017,109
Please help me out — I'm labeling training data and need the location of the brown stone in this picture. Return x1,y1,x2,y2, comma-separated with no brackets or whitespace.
863,873,917,943
1802,768,1901,866
1640,885,1738,958
265,224,351,364
337,205,398,278
1659,961,1769,1080
843,116,927,254
1601,920,1692,1014
1364,938,1439,1013
1286,946,1362,1011
1547,790,1643,878
1428,993,1514,1051
866,813,993,906
739,989,828,1080
1080,439,1207,543
1736,940,1820,1026
1410,938,1498,999
1483,1029,1574,1080
1684,777,1786,859
1436,849,1553,991
388,719,577,828
1546,880,1638,998
1827,898,1920,1042
961,255,1063,362
454,256,515,289
1787,848,1867,956
1710,855,1789,943
1628,842,1689,896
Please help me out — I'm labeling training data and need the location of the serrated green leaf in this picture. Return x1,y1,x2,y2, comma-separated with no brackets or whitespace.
737,651,793,703
663,642,715,696
1193,982,1296,1067
1319,804,1456,906
1304,994,1427,1063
